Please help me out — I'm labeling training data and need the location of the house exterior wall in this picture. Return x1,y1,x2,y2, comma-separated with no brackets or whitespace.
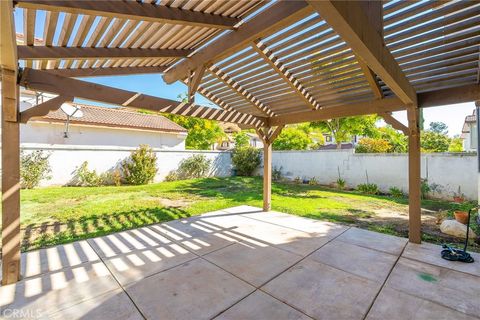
21,121,186,150
463,122,477,151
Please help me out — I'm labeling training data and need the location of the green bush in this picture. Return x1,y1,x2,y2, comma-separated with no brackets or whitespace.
355,138,392,153
20,150,51,189
309,177,318,185
122,145,158,185
389,186,405,198
357,183,379,195
75,161,102,187
164,171,179,182
421,178,430,199
177,154,211,180
232,146,261,176
272,166,283,181
336,178,346,190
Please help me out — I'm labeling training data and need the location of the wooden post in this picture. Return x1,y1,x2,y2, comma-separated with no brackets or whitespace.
407,106,421,243
263,140,272,211
1,68,21,284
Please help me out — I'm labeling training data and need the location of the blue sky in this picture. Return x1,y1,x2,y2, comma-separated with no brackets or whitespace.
14,6,473,137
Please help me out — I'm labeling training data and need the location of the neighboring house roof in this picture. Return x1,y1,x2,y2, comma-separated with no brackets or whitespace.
32,103,187,134
318,143,354,150
462,109,476,134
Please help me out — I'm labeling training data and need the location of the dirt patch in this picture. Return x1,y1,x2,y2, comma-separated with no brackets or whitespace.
158,198,193,208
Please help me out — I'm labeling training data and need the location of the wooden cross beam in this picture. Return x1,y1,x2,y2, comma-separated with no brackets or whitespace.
307,0,417,106
209,65,276,117
43,66,167,78
187,66,206,103
380,112,408,135
19,68,267,127
252,40,321,111
20,95,73,123
163,1,312,83
256,125,285,145
16,0,240,29
18,46,193,60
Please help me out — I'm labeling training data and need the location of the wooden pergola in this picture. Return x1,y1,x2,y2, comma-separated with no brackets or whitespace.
1,0,479,284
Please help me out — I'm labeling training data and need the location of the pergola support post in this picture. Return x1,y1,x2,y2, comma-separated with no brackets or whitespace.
407,105,422,243
256,125,284,212
1,68,21,284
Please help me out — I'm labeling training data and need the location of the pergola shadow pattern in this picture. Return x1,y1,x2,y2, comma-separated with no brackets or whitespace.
1,206,479,320
1,0,480,285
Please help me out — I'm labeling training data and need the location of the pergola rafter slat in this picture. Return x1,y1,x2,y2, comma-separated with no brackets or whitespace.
17,46,193,60
16,0,240,29
43,66,168,77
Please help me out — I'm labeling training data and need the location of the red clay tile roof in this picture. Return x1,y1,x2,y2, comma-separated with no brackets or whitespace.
34,103,187,134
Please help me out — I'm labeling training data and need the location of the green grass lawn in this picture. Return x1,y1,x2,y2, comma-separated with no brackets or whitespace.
16,176,479,252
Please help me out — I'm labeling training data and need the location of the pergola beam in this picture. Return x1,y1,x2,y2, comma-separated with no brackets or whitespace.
16,0,239,29
381,112,408,135
418,84,480,108
18,46,193,60
163,1,313,83
407,106,422,243
44,66,167,78
270,97,405,126
307,0,417,106
252,40,321,110
19,68,267,127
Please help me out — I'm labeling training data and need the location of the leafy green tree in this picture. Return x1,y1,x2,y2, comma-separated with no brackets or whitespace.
273,127,312,150
233,131,250,148
429,121,448,135
421,131,450,152
448,136,464,152
376,126,408,153
355,138,392,153
163,93,224,150
232,146,261,176
311,115,378,149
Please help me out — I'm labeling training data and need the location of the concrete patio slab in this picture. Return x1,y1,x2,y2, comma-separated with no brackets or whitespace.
48,288,143,320
204,241,302,286
336,227,408,255
308,239,398,282
403,242,480,276
125,258,254,320
366,286,479,320
2,206,480,320
0,261,121,318
262,258,381,320
386,257,480,318
215,290,312,320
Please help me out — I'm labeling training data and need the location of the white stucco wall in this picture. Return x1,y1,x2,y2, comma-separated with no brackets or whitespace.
270,150,477,200
21,121,187,150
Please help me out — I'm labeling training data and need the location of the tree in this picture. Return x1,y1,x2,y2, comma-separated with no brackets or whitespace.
233,131,250,148
448,136,464,152
421,131,450,152
164,93,224,150
376,126,408,153
273,127,312,150
355,138,392,153
429,121,448,135
311,115,378,149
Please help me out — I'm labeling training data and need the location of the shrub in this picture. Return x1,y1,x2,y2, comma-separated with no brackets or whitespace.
421,178,430,199
357,183,379,195
355,138,392,153
75,161,102,187
112,169,122,186
293,176,302,184
20,150,51,189
272,166,283,181
336,178,346,190
389,186,405,198
232,146,261,176
309,177,318,185
177,154,211,180
122,145,157,185
164,171,179,182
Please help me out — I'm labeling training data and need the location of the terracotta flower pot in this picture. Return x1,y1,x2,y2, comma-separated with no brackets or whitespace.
453,196,465,203
454,211,469,225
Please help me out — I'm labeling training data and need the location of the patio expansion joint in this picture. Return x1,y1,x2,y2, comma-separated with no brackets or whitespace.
85,238,148,320
211,225,351,320
362,239,409,320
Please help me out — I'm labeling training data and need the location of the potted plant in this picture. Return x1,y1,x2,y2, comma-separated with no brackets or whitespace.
454,210,469,224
